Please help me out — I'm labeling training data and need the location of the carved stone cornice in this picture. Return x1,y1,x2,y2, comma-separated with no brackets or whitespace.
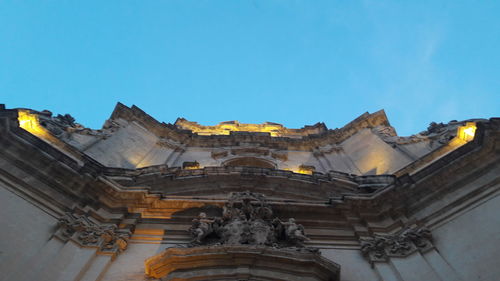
55,212,130,256
360,226,433,265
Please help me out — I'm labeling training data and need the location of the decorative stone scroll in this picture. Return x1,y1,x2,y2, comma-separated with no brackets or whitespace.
360,226,433,265
55,212,129,255
188,191,316,252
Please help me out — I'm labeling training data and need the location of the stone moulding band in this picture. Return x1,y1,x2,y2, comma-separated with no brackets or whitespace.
144,245,341,281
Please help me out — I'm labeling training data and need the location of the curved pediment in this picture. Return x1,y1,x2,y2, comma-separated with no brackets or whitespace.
145,246,340,281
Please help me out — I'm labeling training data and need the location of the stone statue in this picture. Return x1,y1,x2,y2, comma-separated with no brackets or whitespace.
283,218,310,246
187,192,315,252
190,212,215,244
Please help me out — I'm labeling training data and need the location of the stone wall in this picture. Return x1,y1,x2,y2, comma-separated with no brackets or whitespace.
0,105,497,281
0,185,58,281
432,194,500,281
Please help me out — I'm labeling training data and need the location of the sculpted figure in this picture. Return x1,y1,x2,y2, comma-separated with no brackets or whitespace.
222,201,243,221
186,192,317,252
241,197,255,220
190,212,215,244
272,218,285,241
283,218,310,246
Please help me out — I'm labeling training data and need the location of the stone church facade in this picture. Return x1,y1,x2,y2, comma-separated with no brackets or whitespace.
0,103,499,281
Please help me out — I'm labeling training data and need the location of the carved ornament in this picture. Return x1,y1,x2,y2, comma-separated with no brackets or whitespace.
56,212,129,255
360,226,433,265
188,191,317,252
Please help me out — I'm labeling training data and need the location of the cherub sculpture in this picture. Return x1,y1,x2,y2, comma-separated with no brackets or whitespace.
189,212,215,244
283,218,310,246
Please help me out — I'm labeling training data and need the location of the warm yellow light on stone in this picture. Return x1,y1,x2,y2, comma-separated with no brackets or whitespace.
184,166,200,170
184,121,282,136
17,110,51,138
175,118,325,138
457,122,476,142
296,165,315,175
183,161,201,170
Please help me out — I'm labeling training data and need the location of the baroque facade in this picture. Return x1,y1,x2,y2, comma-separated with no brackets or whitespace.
0,103,499,281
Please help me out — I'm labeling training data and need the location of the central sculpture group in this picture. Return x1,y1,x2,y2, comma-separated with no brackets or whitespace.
189,191,313,250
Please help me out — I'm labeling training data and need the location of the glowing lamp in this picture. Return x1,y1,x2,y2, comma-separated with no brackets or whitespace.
297,165,315,175
458,122,476,142
17,110,49,137
183,161,201,170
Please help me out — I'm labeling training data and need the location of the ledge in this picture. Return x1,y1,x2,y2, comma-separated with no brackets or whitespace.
145,245,340,281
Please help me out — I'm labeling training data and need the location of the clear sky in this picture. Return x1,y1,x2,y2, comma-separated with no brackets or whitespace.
1,1,499,136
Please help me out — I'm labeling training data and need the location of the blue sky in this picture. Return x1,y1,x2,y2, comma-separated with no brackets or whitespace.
1,1,499,136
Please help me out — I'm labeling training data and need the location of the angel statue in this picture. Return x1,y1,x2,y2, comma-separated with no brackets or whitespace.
189,212,215,244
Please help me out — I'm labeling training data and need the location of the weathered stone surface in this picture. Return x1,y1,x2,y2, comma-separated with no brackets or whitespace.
360,226,433,265
144,245,340,281
187,191,315,251
55,212,130,255
1,104,499,281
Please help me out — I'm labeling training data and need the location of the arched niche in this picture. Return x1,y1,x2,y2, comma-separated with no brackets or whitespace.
145,245,340,281
223,157,276,169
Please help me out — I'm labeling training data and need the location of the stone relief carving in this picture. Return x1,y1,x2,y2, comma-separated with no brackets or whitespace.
360,226,433,265
188,191,316,252
372,122,458,145
36,110,119,140
56,212,129,254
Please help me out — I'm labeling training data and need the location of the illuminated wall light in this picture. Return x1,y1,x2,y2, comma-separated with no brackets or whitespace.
297,165,315,175
17,110,51,138
177,120,285,137
182,161,201,170
457,122,476,142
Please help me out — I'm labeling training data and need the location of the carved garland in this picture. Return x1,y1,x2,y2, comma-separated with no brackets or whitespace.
360,226,433,265
55,212,130,256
